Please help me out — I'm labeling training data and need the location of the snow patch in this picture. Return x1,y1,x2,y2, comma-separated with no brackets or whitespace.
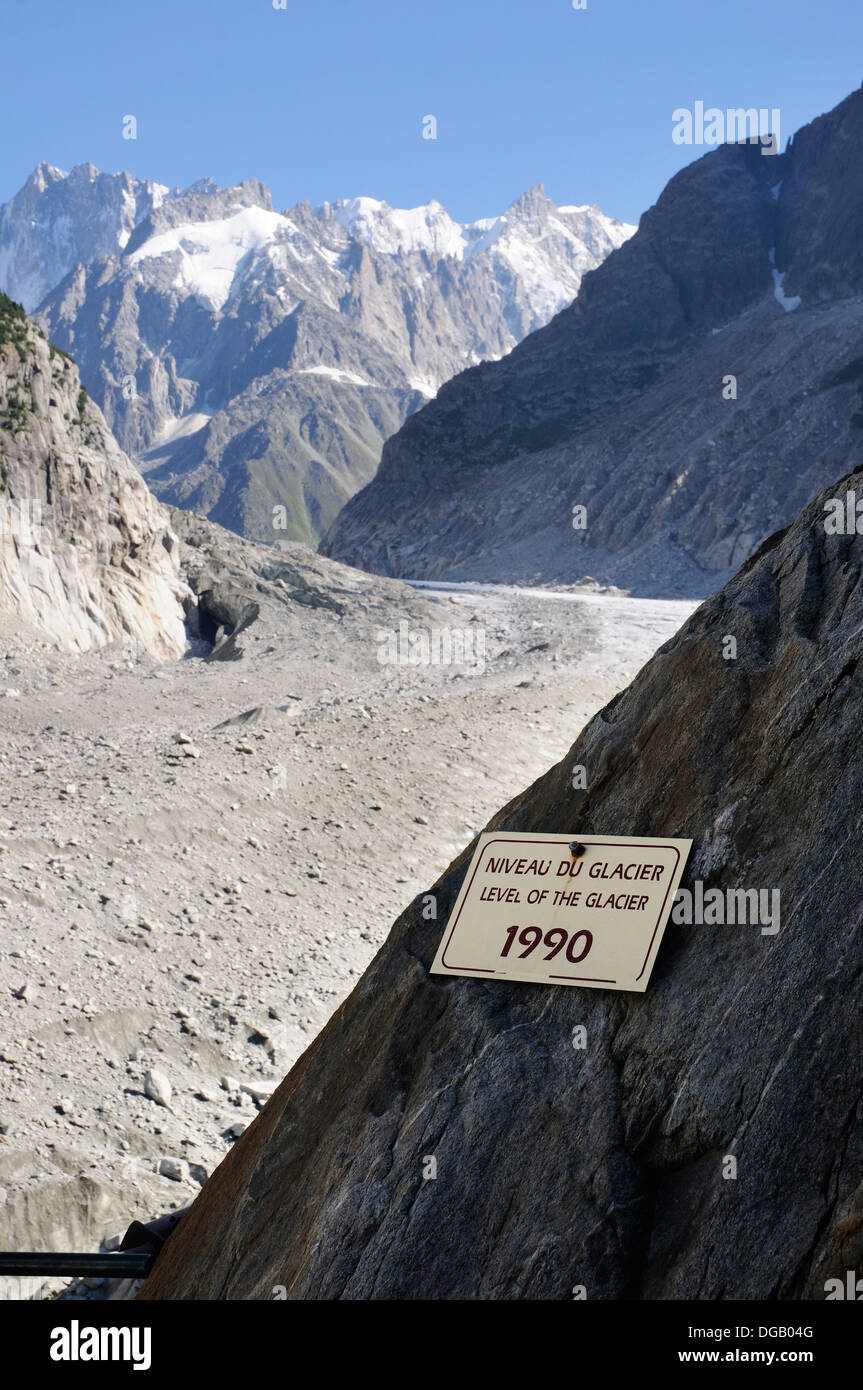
460,216,508,263
128,206,289,310
332,197,467,259
149,411,212,448
408,375,440,398
294,365,375,388
772,268,801,312
328,195,635,280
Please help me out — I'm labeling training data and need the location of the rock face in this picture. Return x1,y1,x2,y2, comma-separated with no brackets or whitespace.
322,86,863,596
141,463,863,1301
0,294,188,657
0,167,632,545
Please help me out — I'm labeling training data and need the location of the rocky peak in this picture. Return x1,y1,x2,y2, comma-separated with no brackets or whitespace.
28,161,67,193
775,83,863,302
503,181,550,224
0,164,171,311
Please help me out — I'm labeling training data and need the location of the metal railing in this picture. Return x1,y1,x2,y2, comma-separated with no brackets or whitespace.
0,1251,154,1279
0,1208,188,1284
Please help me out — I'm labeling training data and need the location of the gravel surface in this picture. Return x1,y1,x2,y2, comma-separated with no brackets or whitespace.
0,576,694,1299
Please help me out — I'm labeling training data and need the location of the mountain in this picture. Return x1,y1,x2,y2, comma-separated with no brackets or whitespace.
0,162,171,314
0,166,633,545
322,86,863,596
139,459,863,1300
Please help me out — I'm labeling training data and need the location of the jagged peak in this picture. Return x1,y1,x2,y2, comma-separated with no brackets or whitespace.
505,182,549,214
67,161,100,183
25,161,68,192
184,176,221,196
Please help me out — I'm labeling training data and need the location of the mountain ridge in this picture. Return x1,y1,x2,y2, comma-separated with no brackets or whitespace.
321,86,863,595
0,164,633,546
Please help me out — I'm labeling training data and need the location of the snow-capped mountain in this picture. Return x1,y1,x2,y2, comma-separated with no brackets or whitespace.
0,164,633,543
0,162,171,313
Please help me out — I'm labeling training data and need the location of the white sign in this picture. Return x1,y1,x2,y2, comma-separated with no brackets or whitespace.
431,832,692,993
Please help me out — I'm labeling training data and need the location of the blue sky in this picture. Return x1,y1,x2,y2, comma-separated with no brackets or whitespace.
3,0,861,224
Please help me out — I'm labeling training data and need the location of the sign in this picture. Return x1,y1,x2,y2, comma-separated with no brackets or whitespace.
431,832,692,993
